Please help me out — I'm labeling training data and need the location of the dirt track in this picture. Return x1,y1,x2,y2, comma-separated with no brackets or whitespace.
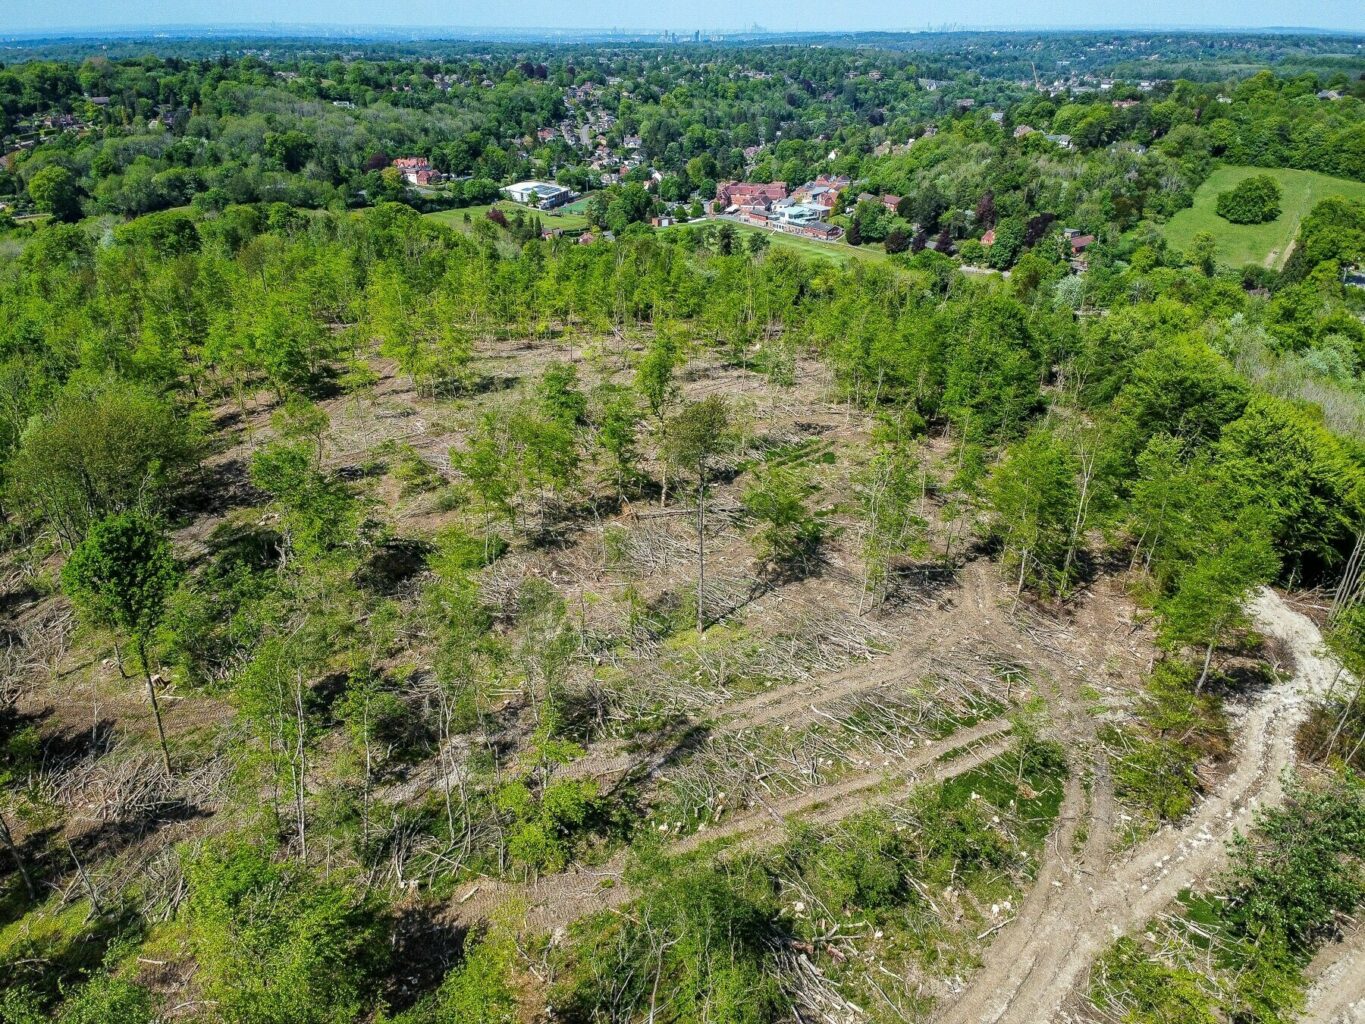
1301,925,1365,1024
935,587,1342,1024
449,719,1017,936
674,718,1014,854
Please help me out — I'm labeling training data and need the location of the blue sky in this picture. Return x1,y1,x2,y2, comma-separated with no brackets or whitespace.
7,0,1363,33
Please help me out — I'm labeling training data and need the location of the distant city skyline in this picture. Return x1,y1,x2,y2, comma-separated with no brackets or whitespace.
7,0,1363,35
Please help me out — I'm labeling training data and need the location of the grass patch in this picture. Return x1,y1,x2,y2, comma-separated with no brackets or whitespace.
425,200,592,232
686,219,891,266
1161,165,1365,270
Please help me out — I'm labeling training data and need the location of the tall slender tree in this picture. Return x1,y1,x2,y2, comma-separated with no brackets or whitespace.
665,397,735,632
62,511,180,775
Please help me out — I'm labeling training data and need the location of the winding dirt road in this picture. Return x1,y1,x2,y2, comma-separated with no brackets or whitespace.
936,587,1342,1024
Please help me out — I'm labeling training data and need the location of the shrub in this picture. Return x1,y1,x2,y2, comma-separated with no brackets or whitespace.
187,840,386,1024
1215,175,1282,225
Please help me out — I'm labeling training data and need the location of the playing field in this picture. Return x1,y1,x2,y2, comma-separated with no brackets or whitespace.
1162,166,1365,270
425,200,592,232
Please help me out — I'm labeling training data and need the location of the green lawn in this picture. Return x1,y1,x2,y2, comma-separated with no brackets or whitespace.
715,220,890,266
560,194,598,215
1162,166,1365,270
425,200,592,232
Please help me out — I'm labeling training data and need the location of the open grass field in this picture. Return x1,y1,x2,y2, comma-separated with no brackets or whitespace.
1162,165,1365,270
715,219,891,265
425,199,592,232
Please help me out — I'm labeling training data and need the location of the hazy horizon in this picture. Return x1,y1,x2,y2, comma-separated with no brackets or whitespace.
7,0,1363,36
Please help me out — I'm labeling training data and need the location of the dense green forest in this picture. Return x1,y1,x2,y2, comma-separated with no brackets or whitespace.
2,32,1365,1024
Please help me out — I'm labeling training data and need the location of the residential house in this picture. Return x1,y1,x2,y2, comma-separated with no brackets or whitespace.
1014,124,1037,139
392,157,442,186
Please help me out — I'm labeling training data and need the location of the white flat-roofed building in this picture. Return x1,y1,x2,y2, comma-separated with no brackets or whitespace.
503,180,574,208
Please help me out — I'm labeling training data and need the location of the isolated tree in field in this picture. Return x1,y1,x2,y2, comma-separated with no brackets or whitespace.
62,511,180,775
1159,521,1279,691
1215,174,1282,225
665,397,734,632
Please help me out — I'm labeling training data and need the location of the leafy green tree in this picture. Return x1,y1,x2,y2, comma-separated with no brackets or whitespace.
857,444,929,611
1159,518,1279,690
537,361,587,427
187,840,385,1024
636,332,680,427
1214,395,1364,580
249,442,358,562
26,165,82,221
365,268,472,397
985,429,1080,599
1189,231,1217,276
271,395,330,468
454,413,521,550
1215,174,1282,225
62,511,180,774
665,397,735,631
7,379,199,548
510,407,579,531
987,217,1025,270
742,466,823,573
596,390,642,498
